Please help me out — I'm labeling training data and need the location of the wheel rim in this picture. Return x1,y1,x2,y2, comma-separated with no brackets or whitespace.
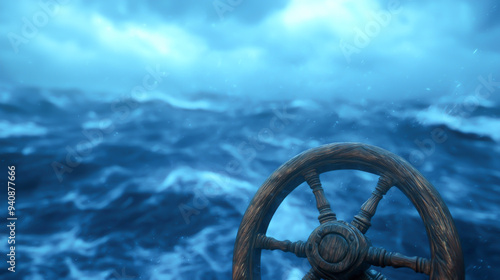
232,142,464,279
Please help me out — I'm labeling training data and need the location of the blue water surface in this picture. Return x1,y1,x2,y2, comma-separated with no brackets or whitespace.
0,88,499,279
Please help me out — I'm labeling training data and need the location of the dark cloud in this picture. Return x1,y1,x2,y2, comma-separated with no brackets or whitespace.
1,0,499,102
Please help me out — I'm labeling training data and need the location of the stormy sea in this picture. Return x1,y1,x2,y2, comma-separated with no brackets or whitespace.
0,85,498,280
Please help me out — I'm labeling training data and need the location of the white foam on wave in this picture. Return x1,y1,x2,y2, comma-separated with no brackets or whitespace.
261,249,311,279
60,166,130,210
144,225,237,279
438,173,500,224
96,165,130,184
266,193,318,242
64,185,125,210
140,166,255,214
0,120,47,138
435,92,497,109
148,222,310,279
282,268,309,280
64,257,112,280
23,226,108,266
288,99,321,111
416,106,500,142
132,90,229,112
22,145,36,155
156,166,255,195
81,118,114,131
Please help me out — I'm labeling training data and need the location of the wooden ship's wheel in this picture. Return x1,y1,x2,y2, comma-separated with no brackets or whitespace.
232,143,464,279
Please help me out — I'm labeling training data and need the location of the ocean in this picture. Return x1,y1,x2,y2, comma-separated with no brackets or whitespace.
0,85,498,279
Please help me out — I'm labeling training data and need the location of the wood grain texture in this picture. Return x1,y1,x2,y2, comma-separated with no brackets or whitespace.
352,176,393,234
304,169,337,224
366,247,431,274
232,142,464,280
255,234,307,258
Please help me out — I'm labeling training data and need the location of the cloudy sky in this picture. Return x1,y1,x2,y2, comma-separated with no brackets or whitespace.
1,0,499,102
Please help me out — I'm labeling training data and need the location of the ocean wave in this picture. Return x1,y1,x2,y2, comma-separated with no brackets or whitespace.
63,257,112,280
156,166,255,195
2,86,498,279
0,120,47,138
416,106,500,141
61,166,130,210
147,225,237,279
23,226,109,266
130,90,235,113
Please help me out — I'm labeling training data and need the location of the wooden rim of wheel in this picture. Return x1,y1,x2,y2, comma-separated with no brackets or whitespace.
232,142,464,280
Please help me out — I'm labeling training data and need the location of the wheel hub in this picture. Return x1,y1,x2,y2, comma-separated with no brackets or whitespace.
319,233,348,263
306,221,370,279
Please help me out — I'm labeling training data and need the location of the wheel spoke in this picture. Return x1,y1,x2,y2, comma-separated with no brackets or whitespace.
255,234,307,258
365,246,431,275
303,169,337,224
302,268,321,280
351,176,393,234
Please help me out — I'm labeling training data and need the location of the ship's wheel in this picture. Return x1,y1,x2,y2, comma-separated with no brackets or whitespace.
232,143,464,279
